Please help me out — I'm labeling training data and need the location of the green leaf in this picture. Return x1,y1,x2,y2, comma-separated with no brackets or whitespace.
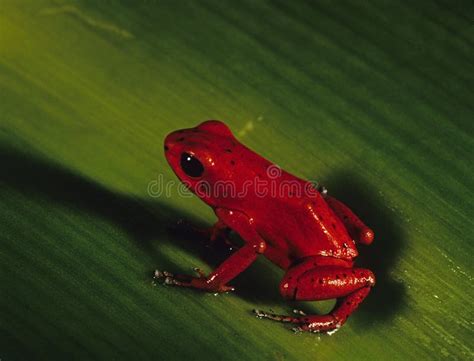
1,0,472,360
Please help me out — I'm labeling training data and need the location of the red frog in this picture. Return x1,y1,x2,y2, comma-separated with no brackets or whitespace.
156,120,375,333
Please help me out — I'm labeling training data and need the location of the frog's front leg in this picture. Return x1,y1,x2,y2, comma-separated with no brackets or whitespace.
254,256,375,332
208,219,231,242
155,208,265,293
326,196,374,245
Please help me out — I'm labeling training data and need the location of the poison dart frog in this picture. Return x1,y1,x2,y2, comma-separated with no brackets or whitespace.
156,120,375,333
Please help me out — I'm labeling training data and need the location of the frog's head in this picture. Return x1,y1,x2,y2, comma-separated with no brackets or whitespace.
164,120,238,206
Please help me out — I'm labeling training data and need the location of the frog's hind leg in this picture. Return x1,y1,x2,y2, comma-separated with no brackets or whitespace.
254,287,371,333
326,196,374,245
254,261,375,333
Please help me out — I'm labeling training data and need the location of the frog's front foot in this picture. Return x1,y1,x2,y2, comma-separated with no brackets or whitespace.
153,269,234,293
153,270,185,286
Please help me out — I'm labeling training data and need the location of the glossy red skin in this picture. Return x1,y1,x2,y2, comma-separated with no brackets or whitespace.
162,120,375,333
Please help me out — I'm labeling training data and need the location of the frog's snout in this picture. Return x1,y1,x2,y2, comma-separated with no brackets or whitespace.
164,136,171,152
164,130,188,164
164,132,178,153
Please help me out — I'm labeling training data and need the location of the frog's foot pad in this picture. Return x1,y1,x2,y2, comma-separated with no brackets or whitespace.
293,323,342,335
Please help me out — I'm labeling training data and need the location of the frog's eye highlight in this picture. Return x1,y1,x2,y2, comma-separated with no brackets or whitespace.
180,152,204,178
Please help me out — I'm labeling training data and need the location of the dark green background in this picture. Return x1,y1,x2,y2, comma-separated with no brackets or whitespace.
1,1,473,360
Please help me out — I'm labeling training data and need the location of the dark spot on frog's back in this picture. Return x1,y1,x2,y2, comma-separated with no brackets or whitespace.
177,137,185,142
230,160,235,166
164,145,169,151
225,148,232,153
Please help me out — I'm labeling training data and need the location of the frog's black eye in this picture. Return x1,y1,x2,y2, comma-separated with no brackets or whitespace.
180,152,204,178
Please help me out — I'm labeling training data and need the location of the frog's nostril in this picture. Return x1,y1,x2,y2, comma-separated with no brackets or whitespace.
164,133,177,150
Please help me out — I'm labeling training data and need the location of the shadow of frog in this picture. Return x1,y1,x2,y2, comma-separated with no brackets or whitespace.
0,146,214,277
0,145,278,303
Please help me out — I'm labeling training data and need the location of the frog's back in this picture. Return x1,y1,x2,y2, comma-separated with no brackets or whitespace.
224,136,358,262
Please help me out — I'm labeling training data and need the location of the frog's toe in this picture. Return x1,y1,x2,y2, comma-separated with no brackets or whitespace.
153,270,182,286
291,326,304,333
252,309,299,323
292,309,307,316
193,267,206,278
154,269,173,279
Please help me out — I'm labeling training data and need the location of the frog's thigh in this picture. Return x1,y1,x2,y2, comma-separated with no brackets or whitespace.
280,265,375,300
325,196,374,245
